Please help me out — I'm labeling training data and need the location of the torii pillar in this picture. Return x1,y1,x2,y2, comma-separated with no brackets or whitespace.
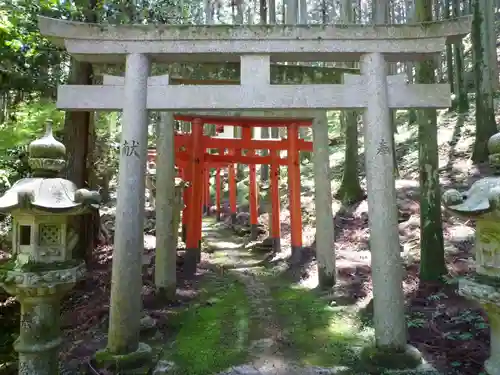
228,150,237,223
215,167,222,221
105,54,153,363
243,126,260,240
185,118,204,275
288,123,303,263
270,150,281,252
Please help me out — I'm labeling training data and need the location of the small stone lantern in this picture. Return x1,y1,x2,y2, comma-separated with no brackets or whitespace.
0,121,100,375
443,133,500,375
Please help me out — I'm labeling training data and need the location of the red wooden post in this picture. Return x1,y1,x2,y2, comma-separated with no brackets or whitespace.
185,118,204,275
215,168,221,221
201,167,206,215
228,149,237,223
182,165,191,243
270,149,281,252
288,123,302,263
204,167,211,215
243,127,259,240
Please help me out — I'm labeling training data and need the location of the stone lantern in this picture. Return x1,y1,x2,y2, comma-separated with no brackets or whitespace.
0,121,100,375
442,133,500,375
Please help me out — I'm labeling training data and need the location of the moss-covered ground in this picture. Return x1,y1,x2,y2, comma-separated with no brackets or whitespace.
161,273,252,375
160,220,377,375
268,283,371,368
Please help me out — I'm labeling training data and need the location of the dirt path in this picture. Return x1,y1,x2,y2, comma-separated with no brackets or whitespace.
203,222,346,375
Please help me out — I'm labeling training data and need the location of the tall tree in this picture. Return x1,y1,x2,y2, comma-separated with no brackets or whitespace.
444,0,455,106
471,0,498,163
451,0,468,112
64,0,100,264
415,0,447,282
335,0,364,205
260,0,270,182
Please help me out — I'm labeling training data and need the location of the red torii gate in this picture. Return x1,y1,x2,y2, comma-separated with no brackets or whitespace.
148,114,313,270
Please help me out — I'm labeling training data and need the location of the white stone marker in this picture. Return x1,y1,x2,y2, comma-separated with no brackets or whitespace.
361,52,406,348
312,111,336,288
107,53,152,356
154,112,177,300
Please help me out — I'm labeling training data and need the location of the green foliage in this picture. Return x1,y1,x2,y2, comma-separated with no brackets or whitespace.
0,0,67,94
0,100,63,190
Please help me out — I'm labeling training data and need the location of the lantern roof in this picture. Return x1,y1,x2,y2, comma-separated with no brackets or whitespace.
0,121,100,214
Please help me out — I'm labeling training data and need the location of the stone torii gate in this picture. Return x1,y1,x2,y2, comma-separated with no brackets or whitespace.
38,15,470,372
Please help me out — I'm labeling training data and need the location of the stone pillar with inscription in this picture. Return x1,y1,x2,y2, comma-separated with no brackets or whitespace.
0,121,100,375
359,52,422,371
443,133,500,375
96,53,153,371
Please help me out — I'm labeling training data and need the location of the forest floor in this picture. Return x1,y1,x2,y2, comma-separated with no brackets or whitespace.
0,106,497,374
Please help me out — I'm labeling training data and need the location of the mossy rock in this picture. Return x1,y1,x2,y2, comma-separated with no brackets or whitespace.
359,344,422,373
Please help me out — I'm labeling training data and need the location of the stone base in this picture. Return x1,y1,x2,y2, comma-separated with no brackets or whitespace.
270,237,281,252
485,357,500,375
216,211,221,222
231,212,237,224
181,224,187,242
155,285,176,301
250,224,259,241
290,245,304,264
94,342,153,374
359,344,423,373
459,277,500,375
183,248,199,277
317,266,336,289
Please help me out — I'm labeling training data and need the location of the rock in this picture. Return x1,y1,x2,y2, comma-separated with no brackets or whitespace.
140,315,157,331
233,364,262,374
448,224,475,244
218,364,261,375
235,212,250,226
153,360,175,374
249,338,274,353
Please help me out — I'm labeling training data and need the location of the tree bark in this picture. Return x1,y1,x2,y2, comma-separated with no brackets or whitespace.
471,0,498,163
415,0,447,282
63,0,100,265
452,0,469,113
444,0,455,109
336,0,364,205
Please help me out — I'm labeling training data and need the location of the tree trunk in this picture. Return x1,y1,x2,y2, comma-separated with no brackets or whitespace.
444,0,455,109
406,0,417,123
260,0,268,23
63,0,100,265
471,0,498,163
269,0,276,23
336,0,364,205
452,0,469,112
415,0,447,282
335,111,364,204
64,59,99,264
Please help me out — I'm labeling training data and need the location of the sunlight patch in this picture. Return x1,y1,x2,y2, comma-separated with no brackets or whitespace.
209,241,242,249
